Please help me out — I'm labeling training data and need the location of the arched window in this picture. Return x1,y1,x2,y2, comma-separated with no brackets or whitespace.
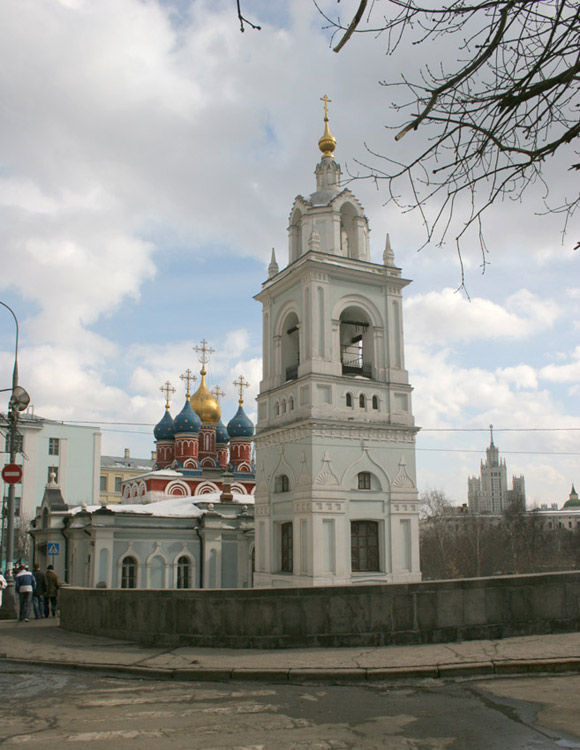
340,307,372,378
281,399,287,414
280,522,293,573
289,395,295,411
274,401,280,416
176,556,191,589
351,521,379,572
359,394,366,408
358,472,371,490
372,395,379,410
289,208,303,262
41,507,49,530
281,312,300,381
275,474,290,493
121,556,137,589
346,392,353,408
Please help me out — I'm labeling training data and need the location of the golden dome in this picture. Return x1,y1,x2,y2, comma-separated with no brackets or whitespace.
318,94,336,158
190,367,221,424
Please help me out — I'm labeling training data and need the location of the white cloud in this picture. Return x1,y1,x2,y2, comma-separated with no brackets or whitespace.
540,346,580,384
497,365,538,390
405,288,560,345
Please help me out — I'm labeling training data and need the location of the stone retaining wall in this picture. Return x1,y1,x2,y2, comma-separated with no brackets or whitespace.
59,571,580,649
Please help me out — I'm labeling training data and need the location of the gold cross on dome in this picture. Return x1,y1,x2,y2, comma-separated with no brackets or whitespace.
212,386,225,402
180,368,197,397
193,339,215,371
321,94,332,120
233,375,250,404
160,381,176,410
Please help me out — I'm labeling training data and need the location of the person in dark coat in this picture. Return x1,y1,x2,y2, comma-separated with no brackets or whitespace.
32,563,47,619
45,564,60,617
14,564,36,622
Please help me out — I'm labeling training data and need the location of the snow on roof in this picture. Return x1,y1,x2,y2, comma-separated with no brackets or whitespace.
69,492,253,519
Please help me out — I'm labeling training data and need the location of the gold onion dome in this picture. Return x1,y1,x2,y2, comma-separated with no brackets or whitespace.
190,367,221,424
318,94,336,158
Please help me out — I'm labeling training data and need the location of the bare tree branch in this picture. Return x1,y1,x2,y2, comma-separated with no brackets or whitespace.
321,0,580,263
333,0,368,52
237,0,261,33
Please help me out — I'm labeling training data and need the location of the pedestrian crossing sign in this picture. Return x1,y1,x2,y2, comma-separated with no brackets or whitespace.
47,542,60,555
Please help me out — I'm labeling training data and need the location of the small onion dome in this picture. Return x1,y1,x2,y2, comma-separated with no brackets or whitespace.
227,404,254,438
154,409,175,441
215,418,230,445
174,398,201,434
318,96,336,158
190,368,221,424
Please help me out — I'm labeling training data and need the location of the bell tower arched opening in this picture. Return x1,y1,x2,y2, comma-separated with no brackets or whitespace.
340,202,358,259
340,306,373,378
281,311,300,382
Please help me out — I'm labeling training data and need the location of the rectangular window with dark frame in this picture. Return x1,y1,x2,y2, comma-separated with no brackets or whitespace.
280,522,293,573
48,437,60,456
275,474,290,493
358,471,371,490
100,475,107,492
3,496,21,517
351,520,379,572
5,431,23,454
176,556,191,589
114,476,122,493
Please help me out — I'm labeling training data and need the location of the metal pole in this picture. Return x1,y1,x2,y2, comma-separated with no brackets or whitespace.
6,407,17,572
0,300,20,619
0,300,19,574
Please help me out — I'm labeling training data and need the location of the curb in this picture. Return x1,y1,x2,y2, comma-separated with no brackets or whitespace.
2,656,580,683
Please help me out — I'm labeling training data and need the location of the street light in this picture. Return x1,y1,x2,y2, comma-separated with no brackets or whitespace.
0,301,29,592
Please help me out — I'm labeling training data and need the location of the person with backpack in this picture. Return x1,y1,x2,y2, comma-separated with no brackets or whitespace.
14,564,36,622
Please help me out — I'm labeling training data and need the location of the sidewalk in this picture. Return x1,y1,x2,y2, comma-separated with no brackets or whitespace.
1,618,580,682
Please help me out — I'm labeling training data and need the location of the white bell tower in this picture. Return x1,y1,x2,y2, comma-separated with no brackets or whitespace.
254,97,421,587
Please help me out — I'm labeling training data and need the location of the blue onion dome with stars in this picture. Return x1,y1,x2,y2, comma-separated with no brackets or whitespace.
174,398,202,434
215,418,230,445
227,403,254,439
154,409,175,441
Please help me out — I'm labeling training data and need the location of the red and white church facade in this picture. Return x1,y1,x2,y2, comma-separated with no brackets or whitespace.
122,342,255,503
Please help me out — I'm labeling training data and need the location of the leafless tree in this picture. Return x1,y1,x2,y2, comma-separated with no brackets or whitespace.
14,514,32,564
316,1,580,282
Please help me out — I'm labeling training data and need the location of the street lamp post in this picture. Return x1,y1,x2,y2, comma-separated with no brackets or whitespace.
0,300,29,620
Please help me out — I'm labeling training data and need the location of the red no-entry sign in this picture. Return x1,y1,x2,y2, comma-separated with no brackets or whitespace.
2,463,23,484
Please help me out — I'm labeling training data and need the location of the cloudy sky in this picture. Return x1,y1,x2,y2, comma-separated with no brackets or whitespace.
0,0,578,507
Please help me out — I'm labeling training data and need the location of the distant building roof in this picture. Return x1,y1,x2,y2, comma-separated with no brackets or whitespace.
563,484,579,509
101,454,155,472
0,412,99,430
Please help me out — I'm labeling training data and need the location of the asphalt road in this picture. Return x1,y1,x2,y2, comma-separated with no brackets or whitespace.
2,663,580,749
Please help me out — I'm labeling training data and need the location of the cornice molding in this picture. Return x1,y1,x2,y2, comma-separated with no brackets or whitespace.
255,420,418,448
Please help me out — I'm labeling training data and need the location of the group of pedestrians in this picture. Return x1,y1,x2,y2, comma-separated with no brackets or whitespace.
11,563,60,622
